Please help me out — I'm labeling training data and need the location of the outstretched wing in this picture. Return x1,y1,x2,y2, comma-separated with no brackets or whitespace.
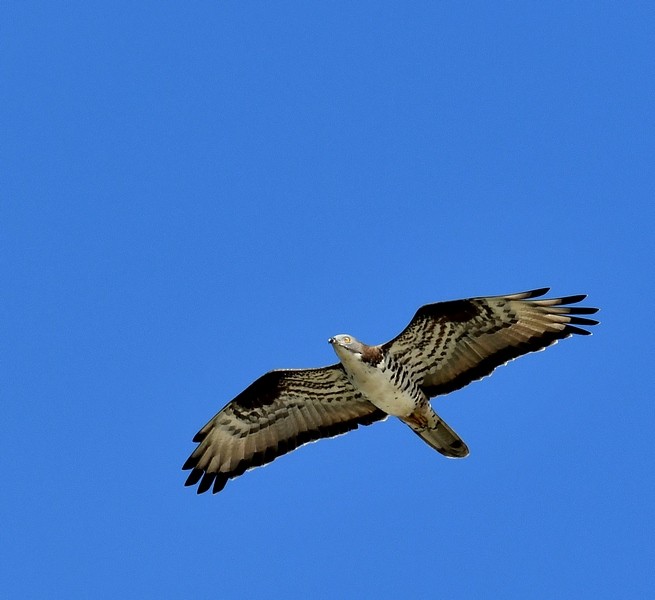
182,364,387,494
383,288,599,398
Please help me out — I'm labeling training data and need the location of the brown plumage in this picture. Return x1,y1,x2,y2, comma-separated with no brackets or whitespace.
183,288,598,494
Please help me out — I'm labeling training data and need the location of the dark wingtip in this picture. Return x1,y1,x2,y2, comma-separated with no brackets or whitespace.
526,287,550,298
184,468,204,487
197,472,217,494
559,294,587,304
565,325,594,336
192,432,206,443
184,468,228,495
568,316,600,326
182,455,198,471
212,475,228,494
566,306,599,315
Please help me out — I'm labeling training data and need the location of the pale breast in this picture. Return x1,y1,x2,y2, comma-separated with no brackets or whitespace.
339,352,421,418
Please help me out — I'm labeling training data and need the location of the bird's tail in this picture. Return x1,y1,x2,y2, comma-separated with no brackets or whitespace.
401,406,469,458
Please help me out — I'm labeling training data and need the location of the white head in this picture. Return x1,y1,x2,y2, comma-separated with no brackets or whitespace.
328,334,364,357
328,334,383,366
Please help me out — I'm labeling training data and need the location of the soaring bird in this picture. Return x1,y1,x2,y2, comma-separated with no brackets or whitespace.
183,288,598,494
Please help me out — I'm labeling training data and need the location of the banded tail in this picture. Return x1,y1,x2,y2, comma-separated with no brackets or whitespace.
401,406,469,458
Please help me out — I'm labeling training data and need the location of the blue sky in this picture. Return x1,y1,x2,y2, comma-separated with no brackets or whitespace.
2,2,654,598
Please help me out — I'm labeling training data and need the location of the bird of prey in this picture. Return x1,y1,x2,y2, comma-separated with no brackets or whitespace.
183,288,598,494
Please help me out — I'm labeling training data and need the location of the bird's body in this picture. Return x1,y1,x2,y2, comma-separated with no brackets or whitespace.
329,334,468,457
183,288,598,494
331,338,419,417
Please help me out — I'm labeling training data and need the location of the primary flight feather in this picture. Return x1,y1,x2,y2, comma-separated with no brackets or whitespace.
183,288,598,494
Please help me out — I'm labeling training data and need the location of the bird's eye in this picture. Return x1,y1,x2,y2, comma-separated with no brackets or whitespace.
343,336,351,344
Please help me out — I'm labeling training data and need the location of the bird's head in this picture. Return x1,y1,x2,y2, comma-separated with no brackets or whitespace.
328,334,365,357
329,334,383,365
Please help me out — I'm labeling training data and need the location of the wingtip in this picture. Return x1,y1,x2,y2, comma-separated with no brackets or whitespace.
502,287,550,301
184,468,204,487
565,325,594,336
566,305,599,315
212,476,228,494
197,472,216,494
182,455,198,471
526,287,551,298
568,316,600,327
184,465,230,495
559,293,588,304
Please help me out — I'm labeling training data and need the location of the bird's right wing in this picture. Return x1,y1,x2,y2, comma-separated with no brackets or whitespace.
383,288,599,398
183,364,387,494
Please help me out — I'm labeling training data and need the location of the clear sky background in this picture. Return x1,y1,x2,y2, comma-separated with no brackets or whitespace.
2,3,654,599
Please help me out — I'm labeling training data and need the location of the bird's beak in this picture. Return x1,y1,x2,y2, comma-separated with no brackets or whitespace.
328,337,335,345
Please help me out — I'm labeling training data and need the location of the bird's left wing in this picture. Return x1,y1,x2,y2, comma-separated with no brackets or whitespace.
183,364,386,494
382,288,599,398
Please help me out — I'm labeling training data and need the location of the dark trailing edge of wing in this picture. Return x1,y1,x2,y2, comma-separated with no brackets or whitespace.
183,406,387,494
